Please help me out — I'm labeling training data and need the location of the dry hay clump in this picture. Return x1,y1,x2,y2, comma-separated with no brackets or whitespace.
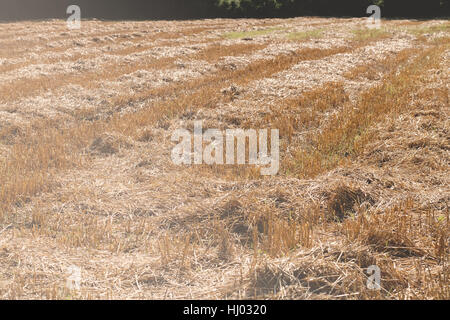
218,198,259,242
0,124,25,145
217,197,285,248
221,84,244,101
250,257,366,299
361,223,425,258
135,128,154,142
88,132,134,156
342,200,441,259
327,184,375,221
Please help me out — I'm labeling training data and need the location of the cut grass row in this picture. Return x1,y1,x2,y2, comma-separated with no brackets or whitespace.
224,27,284,39
0,18,284,59
0,41,266,104
224,24,396,42
285,42,448,179
0,34,418,226
0,44,359,223
0,25,229,77
205,43,424,179
0,25,218,58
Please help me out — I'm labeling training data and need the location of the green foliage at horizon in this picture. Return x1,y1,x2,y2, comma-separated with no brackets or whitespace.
216,0,449,18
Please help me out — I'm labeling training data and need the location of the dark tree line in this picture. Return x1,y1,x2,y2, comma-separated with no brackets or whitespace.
0,0,448,21
219,0,449,18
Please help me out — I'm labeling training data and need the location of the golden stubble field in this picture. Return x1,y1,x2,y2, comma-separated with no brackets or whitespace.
0,17,448,299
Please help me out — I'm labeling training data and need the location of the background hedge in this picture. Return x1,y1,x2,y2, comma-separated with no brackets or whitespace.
0,0,448,21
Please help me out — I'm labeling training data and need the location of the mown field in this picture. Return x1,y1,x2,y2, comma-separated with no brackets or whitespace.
0,17,448,299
